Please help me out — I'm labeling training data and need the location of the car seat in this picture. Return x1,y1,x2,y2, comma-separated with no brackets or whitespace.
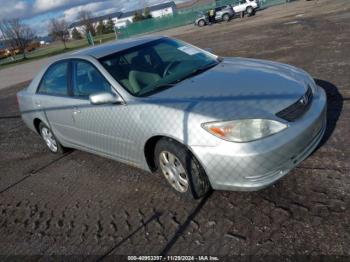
128,55,161,94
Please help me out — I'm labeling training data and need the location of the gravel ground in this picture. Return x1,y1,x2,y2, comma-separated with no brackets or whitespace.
0,0,350,259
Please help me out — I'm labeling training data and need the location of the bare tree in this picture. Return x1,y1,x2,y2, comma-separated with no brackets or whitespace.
71,27,82,40
49,18,69,49
77,10,96,36
0,18,35,59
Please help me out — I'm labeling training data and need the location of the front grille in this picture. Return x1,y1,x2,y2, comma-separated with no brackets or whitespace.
276,86,313,122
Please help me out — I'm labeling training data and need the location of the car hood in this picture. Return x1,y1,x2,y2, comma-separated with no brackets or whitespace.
147,57,313,120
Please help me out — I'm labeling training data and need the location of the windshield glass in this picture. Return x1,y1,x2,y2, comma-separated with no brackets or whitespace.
99,38,219,97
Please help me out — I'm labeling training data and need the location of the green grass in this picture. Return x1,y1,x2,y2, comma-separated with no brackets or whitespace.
0,32,116,70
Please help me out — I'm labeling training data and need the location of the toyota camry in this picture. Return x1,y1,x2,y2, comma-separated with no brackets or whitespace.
17,36,327,199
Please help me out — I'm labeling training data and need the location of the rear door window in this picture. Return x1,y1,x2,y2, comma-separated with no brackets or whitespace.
38,62,69,96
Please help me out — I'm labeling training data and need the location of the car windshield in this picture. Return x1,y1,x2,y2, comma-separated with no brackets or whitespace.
99,38,220,97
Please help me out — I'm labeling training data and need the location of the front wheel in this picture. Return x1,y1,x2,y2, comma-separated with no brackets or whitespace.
39,122,65,154
222,13,230,22
155,138,211,199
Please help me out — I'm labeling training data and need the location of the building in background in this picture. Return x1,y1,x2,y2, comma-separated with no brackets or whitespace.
68,11,122,37
68,1,176,38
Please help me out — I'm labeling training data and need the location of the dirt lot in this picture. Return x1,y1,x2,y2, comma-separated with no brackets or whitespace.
0,0,350,259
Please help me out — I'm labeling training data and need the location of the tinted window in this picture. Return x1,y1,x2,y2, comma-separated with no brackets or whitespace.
38,62,68,96
73,61,111,97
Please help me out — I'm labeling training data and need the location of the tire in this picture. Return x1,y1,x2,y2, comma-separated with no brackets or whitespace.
222,13,230,22
246,6,254,16
155,138,211,199
198,20,206,27
39,122,65,154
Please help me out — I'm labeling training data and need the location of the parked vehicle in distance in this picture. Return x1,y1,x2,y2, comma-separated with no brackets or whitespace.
195,5,236,27
232,0,260,16
0,48,20,59
17,36,327,200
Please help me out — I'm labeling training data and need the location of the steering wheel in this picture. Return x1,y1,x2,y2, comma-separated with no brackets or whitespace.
163,61,180,77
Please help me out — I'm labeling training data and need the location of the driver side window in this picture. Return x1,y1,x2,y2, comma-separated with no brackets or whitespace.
72,60,111,98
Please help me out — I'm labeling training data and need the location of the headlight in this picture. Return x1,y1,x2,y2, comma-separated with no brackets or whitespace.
202,119,288,142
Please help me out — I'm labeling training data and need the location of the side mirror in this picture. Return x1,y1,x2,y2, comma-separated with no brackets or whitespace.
89,92,124,105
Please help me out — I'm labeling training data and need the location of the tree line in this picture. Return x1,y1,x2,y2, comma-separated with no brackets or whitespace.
0,10,109,60
71,7,154,40
0,16,71,60
0,19,35,59
133,7,153,22
0,7,155,60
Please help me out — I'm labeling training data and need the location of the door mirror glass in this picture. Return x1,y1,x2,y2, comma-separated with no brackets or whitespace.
89,92,123,105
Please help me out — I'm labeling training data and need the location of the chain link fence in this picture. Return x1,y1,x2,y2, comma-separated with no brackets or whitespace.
118,0,294,40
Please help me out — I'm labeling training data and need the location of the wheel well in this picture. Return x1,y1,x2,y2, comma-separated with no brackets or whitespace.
144,136,163,172
144,136,190,172
33,118,42,134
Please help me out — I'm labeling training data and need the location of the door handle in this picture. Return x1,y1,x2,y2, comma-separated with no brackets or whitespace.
34,101,41,107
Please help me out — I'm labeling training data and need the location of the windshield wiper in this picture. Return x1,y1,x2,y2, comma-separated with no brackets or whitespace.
174,61,219,84
138,83,176,96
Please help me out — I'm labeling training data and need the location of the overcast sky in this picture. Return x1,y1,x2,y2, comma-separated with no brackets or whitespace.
0,0,187,36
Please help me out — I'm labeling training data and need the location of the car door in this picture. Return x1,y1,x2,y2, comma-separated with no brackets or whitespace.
35,60,82,145
234,0,247,12
70,59,137,162
215,7,222,20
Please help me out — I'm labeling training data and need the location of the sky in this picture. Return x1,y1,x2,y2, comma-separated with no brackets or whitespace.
0,0,187,36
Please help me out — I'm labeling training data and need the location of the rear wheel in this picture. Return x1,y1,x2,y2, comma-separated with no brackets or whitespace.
39,122,65,154
198,19,206,27
155,138,211,199
246,6,254,16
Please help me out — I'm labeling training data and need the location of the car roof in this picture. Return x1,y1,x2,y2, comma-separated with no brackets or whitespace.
67,35,165,59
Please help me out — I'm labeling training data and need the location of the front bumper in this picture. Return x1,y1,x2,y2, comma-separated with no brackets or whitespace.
190,86,327,191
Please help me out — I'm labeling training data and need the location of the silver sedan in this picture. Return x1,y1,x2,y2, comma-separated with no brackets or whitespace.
17,36,327,199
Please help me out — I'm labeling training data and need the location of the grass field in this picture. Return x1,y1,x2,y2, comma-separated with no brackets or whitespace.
0,32,116,70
